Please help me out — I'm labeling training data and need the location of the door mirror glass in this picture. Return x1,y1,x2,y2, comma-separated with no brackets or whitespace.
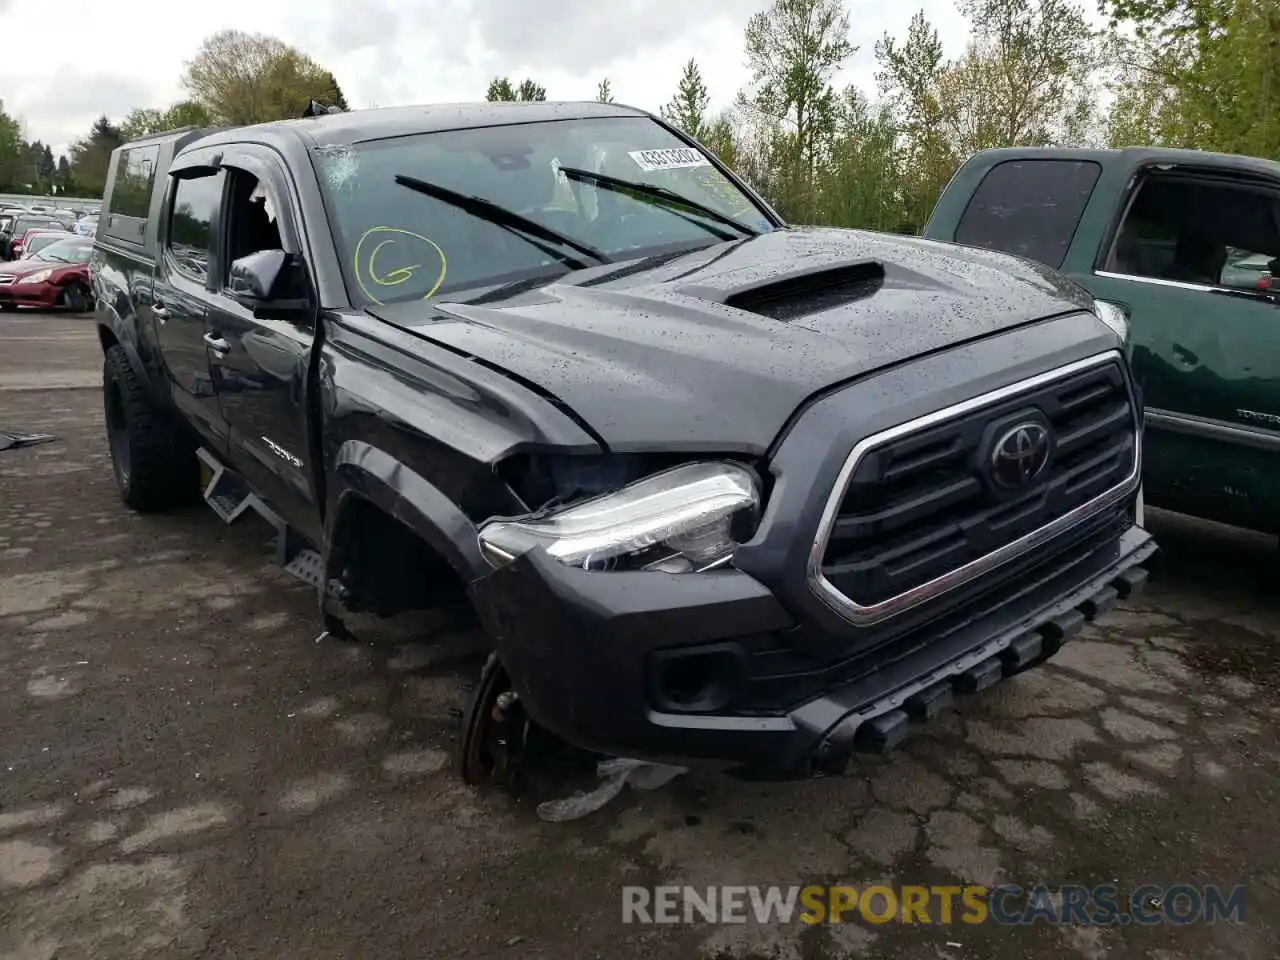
229,248,287,301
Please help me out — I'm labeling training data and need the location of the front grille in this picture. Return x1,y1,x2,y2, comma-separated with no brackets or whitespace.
815,353,1138,621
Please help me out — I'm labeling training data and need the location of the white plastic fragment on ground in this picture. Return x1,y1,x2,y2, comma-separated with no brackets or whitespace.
536,757,688,822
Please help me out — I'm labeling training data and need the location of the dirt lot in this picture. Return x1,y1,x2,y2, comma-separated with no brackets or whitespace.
1,313,1278,960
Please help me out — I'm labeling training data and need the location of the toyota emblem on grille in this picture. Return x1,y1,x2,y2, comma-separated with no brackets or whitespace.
989,421,1052,490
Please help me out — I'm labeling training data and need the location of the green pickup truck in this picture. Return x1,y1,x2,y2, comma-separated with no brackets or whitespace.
926,147,1280,540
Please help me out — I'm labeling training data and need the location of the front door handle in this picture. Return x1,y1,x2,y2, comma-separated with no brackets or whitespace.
203,333,231,356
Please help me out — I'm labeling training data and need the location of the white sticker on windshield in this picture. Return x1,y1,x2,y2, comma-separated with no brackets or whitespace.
628,148,711,172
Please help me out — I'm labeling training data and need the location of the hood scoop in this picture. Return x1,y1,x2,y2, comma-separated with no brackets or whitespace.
708,259,886,322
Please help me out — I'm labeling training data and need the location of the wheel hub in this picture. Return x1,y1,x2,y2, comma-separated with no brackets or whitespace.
459,655,532,788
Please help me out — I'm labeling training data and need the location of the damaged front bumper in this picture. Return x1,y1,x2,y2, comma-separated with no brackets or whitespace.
469,519,1157,780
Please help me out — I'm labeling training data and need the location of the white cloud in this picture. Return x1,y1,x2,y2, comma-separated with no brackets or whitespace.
2,0,973,157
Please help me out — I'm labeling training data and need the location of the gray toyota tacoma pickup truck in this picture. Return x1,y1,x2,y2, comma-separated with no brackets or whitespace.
90,101,1155,784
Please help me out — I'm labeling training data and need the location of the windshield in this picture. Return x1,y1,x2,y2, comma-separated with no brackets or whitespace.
14,218,57,235
33,238,91,263
311,116,775,306
26,232,73,256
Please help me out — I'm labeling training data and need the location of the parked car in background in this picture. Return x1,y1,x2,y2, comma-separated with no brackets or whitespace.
0,234,92,311
11,226,71,261
73,216,99,238
925,146,1280,539
1,215,64,259
1220,250,1274,290
23,229,76,259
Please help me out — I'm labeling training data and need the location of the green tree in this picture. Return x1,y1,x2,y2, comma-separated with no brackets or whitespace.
740,0,853,169
700,113,740,167
875,11,956,228
486,77,517,101
118,108,166,143
817,88,907,232
596,78,614,103
1104,0,1280,157
516,78,547,101
318,70,349,110
0,101,24,191
54,155,74,194
120,101,214,141
486,76,547,101
22,140,56,192
660,59,711,139
876,0,1103,229
68,116,123,197
738,0,854,220
181,30,350,124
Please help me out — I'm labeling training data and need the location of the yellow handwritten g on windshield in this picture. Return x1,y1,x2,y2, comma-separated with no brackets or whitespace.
353,226,447,305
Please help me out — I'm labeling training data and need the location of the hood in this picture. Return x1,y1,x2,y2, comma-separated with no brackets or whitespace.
0,257,85,280
368,226,1097,454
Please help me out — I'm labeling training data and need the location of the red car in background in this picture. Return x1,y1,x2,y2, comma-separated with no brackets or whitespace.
10,226,71,261
0,235,93,312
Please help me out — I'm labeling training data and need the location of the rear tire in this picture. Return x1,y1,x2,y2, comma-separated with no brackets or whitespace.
103,345,199,512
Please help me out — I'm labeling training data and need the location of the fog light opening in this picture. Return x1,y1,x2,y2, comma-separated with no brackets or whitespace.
652,644,745,713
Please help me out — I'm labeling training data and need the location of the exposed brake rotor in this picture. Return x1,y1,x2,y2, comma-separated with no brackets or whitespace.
459,653,532,787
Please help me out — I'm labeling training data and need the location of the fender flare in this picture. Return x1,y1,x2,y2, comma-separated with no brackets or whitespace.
324,440,489,585
96,300,150,388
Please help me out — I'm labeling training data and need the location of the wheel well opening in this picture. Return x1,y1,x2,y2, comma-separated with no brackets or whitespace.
330,496,475,622
97,325,119,355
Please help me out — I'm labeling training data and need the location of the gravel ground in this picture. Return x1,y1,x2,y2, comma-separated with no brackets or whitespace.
1,312,1277,960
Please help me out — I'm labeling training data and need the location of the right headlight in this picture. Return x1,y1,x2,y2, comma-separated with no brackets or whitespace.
477,461,761,573
1093,299,1132,359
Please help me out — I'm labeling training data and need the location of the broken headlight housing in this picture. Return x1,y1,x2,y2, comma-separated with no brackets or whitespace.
1093,299,1132,359
478,461,761,573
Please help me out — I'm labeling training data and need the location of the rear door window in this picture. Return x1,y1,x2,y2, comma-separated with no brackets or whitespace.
1104,174,1280,293
954,159,1102,269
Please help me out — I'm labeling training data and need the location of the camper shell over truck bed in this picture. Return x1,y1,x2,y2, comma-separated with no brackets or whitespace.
91,103,1154,784
926,146,1280,539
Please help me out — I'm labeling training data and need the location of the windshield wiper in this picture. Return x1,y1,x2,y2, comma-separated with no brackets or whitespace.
555,166,759,240
394,174,609,270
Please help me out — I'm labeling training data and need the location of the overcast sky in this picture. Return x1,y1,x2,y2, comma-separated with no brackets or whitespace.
3,0,975,157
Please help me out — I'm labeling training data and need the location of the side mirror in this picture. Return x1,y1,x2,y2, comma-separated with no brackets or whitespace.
228,250,311,319
229,249,287,300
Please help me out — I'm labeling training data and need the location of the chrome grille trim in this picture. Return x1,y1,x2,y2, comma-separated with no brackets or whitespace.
807,350,1141,627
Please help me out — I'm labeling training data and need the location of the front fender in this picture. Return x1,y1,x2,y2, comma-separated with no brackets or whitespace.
325,440,489,584
95,298,150,388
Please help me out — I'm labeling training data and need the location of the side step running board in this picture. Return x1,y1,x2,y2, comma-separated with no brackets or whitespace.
196,447,326,591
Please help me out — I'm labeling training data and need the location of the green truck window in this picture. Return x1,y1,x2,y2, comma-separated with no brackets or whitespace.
954,160,1102,269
